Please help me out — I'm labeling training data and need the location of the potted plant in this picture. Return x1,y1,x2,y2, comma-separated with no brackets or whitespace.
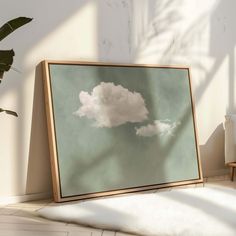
0,17,32,116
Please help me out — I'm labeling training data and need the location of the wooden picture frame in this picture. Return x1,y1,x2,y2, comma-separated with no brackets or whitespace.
42,60,203,202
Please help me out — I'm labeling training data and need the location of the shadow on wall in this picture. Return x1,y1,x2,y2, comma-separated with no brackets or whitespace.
200,124,225,177
25,0,236,195
199,0,236,175
26,64,52,195
95,0,169,195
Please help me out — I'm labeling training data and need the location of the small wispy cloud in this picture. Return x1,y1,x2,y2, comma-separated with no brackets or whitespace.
135,120,180,137
74,82,149,128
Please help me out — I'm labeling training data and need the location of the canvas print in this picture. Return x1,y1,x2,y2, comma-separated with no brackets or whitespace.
42,61,203,202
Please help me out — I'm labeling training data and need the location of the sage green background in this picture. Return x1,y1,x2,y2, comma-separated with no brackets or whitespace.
49,64,200,197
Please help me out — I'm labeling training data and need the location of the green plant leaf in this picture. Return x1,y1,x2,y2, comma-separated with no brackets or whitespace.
0,71,3,81
0,49,15,79
0,17,33,41
0,108,18,117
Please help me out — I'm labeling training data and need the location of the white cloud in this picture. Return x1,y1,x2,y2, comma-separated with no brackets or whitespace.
135,120,180,137
74,82,149,127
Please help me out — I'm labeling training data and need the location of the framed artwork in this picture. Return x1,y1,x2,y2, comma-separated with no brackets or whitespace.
42,60,203,202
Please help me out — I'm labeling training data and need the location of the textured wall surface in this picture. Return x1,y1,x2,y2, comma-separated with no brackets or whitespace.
0,0,235,198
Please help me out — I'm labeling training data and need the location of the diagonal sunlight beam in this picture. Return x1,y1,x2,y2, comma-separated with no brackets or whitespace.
164,187,236,229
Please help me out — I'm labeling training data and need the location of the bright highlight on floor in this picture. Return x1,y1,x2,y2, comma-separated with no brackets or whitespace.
0,176,235,236
38,183,236,236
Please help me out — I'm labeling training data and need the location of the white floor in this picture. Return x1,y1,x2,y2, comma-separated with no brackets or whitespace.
0,175,236,236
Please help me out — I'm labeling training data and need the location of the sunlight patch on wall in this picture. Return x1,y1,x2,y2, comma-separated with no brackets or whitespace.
21,1,98,197
24,1,98,68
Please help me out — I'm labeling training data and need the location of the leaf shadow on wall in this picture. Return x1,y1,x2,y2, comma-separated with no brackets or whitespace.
133,0,236,176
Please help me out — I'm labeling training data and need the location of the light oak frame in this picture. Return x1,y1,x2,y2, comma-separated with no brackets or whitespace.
42,60,203,202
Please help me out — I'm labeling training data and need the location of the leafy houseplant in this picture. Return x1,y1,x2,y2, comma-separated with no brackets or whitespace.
0,17,32,117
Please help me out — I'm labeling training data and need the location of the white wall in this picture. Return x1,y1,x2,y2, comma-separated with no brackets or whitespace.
0,0,235,199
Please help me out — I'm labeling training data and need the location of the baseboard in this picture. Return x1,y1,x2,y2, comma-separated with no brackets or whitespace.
203,168,229,177
0,192,52,205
